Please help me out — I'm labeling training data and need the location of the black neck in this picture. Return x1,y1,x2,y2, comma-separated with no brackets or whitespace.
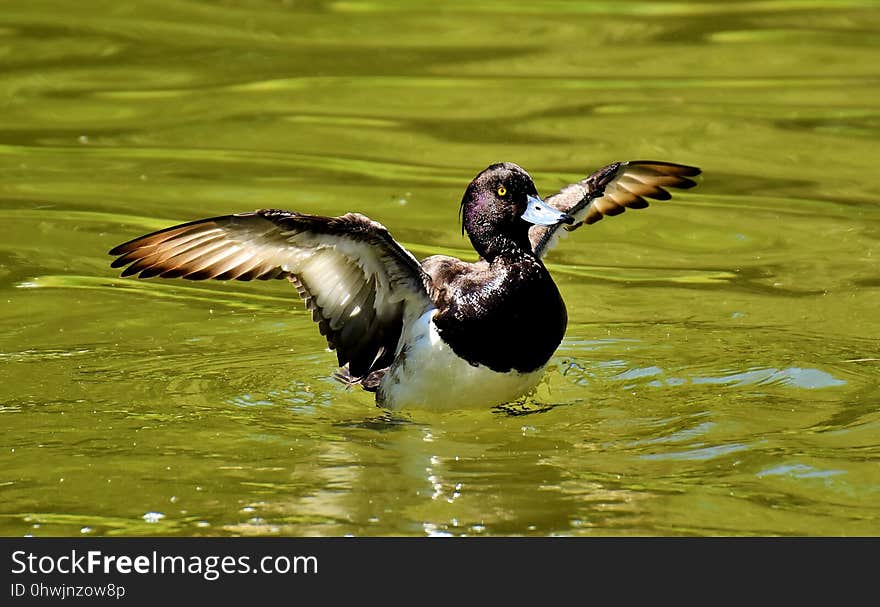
469,225,534,262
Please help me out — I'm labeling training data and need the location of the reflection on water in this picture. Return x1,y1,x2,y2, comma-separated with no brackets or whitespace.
1,0,879,536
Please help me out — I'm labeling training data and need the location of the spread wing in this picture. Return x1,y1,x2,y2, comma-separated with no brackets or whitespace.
108,209,432,380
529,161,701,258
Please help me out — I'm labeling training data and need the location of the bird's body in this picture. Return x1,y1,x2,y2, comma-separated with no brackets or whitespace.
109,160,700,410
378,308,546,410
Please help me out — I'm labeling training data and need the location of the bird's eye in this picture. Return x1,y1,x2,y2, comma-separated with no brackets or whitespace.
497,185,507,197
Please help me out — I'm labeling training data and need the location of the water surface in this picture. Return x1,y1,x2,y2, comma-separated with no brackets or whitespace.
1,0,879,536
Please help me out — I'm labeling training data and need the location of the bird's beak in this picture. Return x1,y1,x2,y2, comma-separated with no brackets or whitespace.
521,195,575,226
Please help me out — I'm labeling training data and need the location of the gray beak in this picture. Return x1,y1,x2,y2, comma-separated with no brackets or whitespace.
521,195,575,226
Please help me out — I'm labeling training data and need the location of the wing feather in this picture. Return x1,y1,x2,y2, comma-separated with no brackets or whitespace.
529,160,701,257
109,209,431,380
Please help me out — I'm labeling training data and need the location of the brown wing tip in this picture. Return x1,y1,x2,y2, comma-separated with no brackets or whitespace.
627,160,702,178
109,240,143,257
109,255,131,268
107,216,237,277
107,213,261,259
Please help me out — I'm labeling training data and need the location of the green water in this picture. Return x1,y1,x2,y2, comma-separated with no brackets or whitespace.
1,0,878,536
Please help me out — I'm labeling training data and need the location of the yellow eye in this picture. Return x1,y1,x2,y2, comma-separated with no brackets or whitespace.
497,185,507,196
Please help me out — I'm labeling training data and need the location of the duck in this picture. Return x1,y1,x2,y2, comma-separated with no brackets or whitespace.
109,160,700,410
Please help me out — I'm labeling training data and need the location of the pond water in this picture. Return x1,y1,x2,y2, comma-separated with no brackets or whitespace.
1,0,878,536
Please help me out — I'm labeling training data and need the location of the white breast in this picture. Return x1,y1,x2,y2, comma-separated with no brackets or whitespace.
378,310,546,410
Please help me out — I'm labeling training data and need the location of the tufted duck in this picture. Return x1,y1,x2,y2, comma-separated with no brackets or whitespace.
109,160,700,409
